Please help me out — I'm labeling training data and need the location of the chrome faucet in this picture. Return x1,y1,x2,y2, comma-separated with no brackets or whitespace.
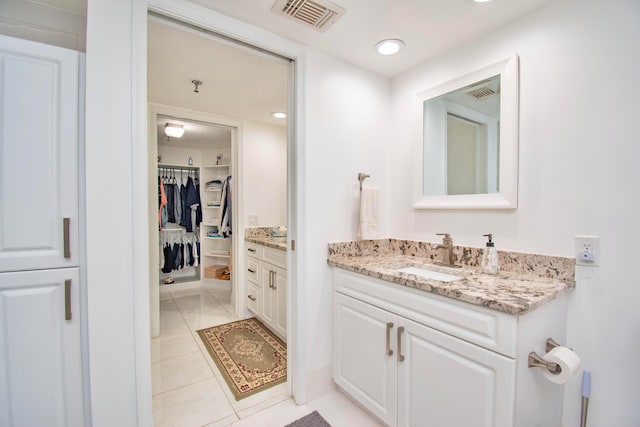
435,233,460,268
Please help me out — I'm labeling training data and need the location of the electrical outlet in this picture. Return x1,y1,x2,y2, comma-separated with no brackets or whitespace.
575,236,599,266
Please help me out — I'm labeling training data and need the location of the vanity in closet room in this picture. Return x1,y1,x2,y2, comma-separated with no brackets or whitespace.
245,229,288,340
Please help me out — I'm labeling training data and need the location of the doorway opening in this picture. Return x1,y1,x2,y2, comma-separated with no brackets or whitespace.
146,13,293,425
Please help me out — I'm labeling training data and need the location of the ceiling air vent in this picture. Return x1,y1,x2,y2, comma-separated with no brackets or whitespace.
272,0,346,33
467,86,498,100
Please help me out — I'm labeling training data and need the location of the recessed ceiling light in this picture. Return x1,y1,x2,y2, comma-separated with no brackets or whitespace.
164,123,184,138
271,112,287,119
473,0,493,3
375,39,405,55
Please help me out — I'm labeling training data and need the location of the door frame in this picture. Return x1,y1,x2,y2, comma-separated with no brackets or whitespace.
140,0,308,416
147,103,242,338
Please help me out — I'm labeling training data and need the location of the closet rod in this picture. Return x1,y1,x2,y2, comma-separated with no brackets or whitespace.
158,164,199,172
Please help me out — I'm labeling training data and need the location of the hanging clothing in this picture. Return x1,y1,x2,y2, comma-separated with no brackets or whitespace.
219,176,232,237
173,181,182,227
184,176,201,232
161,243,173,273
180,182,187,227
158,176,168,230
165,181,175,223
159,229,200,275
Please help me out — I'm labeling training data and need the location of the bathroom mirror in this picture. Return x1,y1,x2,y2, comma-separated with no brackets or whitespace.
414,54,519,209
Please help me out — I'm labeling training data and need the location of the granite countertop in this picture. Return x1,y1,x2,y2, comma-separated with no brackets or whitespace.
245,236,287,251
328,252,575,315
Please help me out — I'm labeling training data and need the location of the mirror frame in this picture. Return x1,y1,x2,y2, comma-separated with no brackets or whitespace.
413,54,519,209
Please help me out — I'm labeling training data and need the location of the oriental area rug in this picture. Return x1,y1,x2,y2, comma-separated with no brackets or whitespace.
197,317,287,400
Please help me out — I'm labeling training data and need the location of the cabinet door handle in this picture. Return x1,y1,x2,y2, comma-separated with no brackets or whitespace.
397,326,405,362
271,270,277,290
248,248,256,253
386,322,394,356
248,295,256,301
65,279,72,320
248,268,256,273
63,218,71,258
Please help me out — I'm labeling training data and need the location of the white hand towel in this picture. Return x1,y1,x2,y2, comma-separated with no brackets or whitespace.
359,186,379,240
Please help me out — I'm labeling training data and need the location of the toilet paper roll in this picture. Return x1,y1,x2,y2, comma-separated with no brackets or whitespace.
542,346,582,384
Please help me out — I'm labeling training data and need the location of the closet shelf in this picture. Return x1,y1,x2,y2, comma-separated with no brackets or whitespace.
208,164,230,168
205,253,230,258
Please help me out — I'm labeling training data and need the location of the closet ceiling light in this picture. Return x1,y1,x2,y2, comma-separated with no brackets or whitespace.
375,39,405,55
164,123,184,138
271,112,287,119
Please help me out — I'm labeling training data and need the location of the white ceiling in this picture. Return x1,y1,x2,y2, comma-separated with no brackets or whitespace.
148,17,290,128
188,0,552,77
156,115,232,150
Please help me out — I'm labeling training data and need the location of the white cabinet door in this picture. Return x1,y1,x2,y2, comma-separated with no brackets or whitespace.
272,265,287,338
0,268,84,427
333,293,398,427
260,263,275,325
0,35,79,272
397,317,516,427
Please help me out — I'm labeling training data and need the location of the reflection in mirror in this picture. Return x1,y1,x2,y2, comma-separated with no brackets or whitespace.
423,75,500,196
414,54,518,209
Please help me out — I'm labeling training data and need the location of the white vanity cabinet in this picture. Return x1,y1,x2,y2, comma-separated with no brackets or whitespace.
333,269,568,427
246,241,287,339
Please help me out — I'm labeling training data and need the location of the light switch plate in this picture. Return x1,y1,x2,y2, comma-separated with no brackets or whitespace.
248,214,259,226
575,235,599,266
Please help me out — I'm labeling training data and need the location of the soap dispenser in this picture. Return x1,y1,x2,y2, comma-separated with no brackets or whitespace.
481,234,499,275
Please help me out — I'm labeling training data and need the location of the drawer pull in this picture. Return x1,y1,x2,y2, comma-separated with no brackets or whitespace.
63,218,71,258
65,279,72,320
386,322,394,356
397,326,405,362
248,268,256,273
248,248,257,253
248,295,256,301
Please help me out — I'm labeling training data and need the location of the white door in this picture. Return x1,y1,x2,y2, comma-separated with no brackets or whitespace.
397,317,516,427
0,35,79,272
0,268,84,427
273,265,287,338
260,263,275,326
333,293,397,427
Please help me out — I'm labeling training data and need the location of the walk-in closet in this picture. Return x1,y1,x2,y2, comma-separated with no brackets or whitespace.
155,116,234,293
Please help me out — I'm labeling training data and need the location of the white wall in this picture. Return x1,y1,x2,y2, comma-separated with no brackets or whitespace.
85,0,147,425
243,120,287,227
303,49,391,397
390,0,640,425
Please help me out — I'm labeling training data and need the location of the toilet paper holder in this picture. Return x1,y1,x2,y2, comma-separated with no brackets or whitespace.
528,338,563,374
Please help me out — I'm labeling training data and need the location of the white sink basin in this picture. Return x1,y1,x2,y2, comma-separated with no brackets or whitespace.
396,266,462,282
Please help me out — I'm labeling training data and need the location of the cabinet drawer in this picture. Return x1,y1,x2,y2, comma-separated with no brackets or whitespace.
247,282,261,315
247,258,259,284
262,246,286,269
334,269,517,358
246,242,262,259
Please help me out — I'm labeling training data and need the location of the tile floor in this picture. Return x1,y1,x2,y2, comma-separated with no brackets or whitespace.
152,282,385,427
